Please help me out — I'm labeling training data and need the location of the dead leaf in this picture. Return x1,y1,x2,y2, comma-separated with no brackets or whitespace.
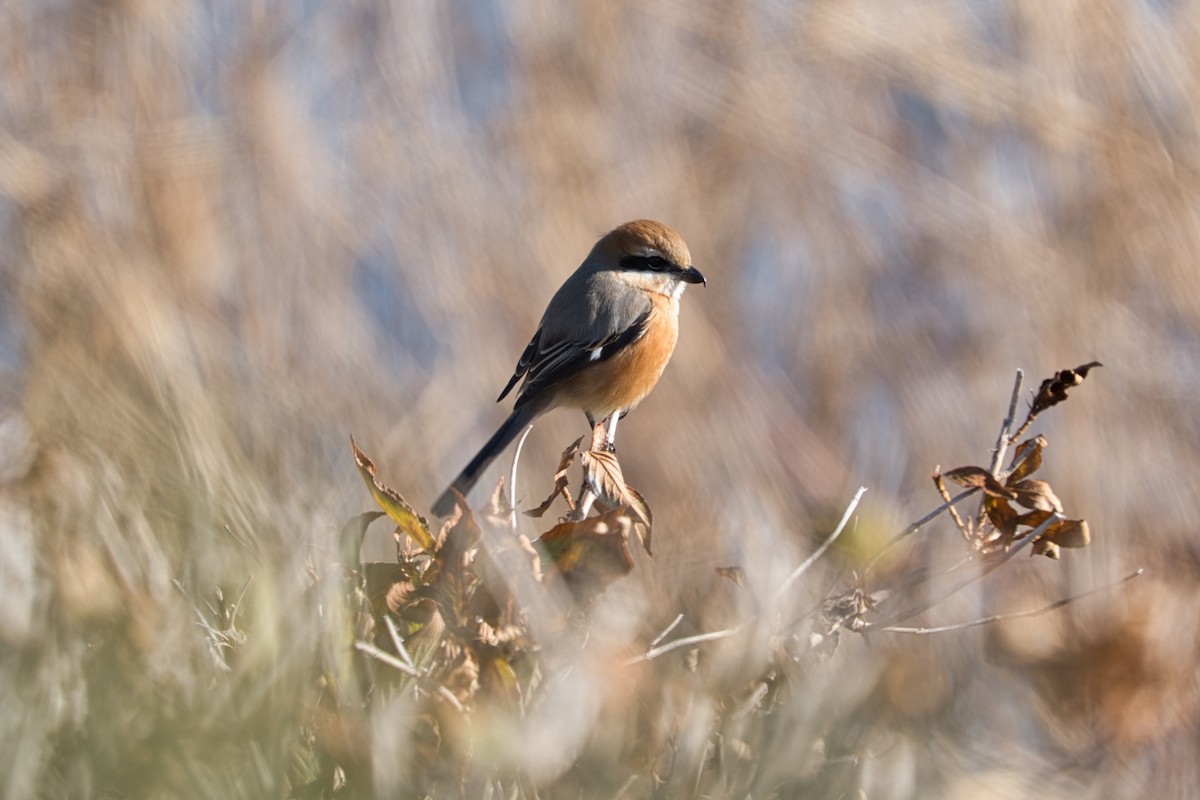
1007,435,1047,483
525,436,583,518
362,562,419,616
428,510,486,629
624,483,654,555
1031,539,1061,559
581,449,625,505
479,653,521,713
581,449,652,527
350,437,436,553
1043,518,1090,549
487,478,512,518
340,511,385,566
536,506,636,599
442,649,480,705
942,466,1015,499
1013,509,1055,529
1029,361,1103,416
427,502,466,554
715,566,745,586
1009,479,1064,513
1029,518,1089,559
984,497,1018,545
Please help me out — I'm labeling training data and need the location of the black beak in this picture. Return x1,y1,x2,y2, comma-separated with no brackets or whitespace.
681,265,706,286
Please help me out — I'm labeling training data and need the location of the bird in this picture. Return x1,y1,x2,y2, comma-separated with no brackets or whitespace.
432,219,705,517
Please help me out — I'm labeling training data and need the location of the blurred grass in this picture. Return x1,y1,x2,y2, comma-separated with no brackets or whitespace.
2,0,1200,797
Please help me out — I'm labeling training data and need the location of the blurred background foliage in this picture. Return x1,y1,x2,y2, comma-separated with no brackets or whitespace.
2,0,1199,797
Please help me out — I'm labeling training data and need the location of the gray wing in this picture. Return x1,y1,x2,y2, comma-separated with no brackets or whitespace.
497,327,540,402
501,270,652,410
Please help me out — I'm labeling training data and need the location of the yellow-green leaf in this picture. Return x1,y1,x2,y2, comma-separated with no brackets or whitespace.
350,436,436,552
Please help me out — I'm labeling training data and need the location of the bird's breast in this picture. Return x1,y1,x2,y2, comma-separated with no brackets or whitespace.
556,297,679,419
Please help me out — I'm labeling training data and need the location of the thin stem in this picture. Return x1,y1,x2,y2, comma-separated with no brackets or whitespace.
649,613,685,648
876,570,1143,635
989,369,1024,475
934,471,972,543
865,511,1062,630
355,639,419,677
354,640,466,713
776,486,867,599
624,625,745,665
509,424,534,530
864,487,979,573
383,614,415,669
628,487,866,665
976,369,1023,530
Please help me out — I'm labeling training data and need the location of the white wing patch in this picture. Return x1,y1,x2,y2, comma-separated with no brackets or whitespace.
589,347,603,361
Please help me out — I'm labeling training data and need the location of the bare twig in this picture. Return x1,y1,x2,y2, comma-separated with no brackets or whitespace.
624,625,745,665
354,640,466,713
649,613,685,648
355,639,419,677
876,570,1143,635
776,486,867,599
989,369,1024,475
933,471,972,543
383,614,415,669
975,369,1023,531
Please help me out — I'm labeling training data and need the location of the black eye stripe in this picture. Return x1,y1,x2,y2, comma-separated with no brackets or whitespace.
620,254,671,272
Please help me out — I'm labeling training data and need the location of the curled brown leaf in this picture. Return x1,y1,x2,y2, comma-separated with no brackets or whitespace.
984,496,1018,545
942,466,1015,499
1031,539,1061,559
525,436,583,518
715,566,745,586
1043,518,1090,549
623,483,654,555
1028,361,1103,416
581,449,626,507
536,506,637,599
1009,479,1064,513
1007,435,1047,483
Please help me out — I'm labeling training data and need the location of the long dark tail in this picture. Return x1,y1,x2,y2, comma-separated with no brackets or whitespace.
432,405,539,517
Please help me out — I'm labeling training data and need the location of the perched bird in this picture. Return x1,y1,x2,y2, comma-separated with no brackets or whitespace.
432,219,705,517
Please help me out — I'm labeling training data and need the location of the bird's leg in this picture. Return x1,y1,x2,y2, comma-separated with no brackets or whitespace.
571,413,619,520
602,411,619,452
574,487,598,519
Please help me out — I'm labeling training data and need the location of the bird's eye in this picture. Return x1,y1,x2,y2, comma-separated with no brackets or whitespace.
619,254,672,272
624,256,672,272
